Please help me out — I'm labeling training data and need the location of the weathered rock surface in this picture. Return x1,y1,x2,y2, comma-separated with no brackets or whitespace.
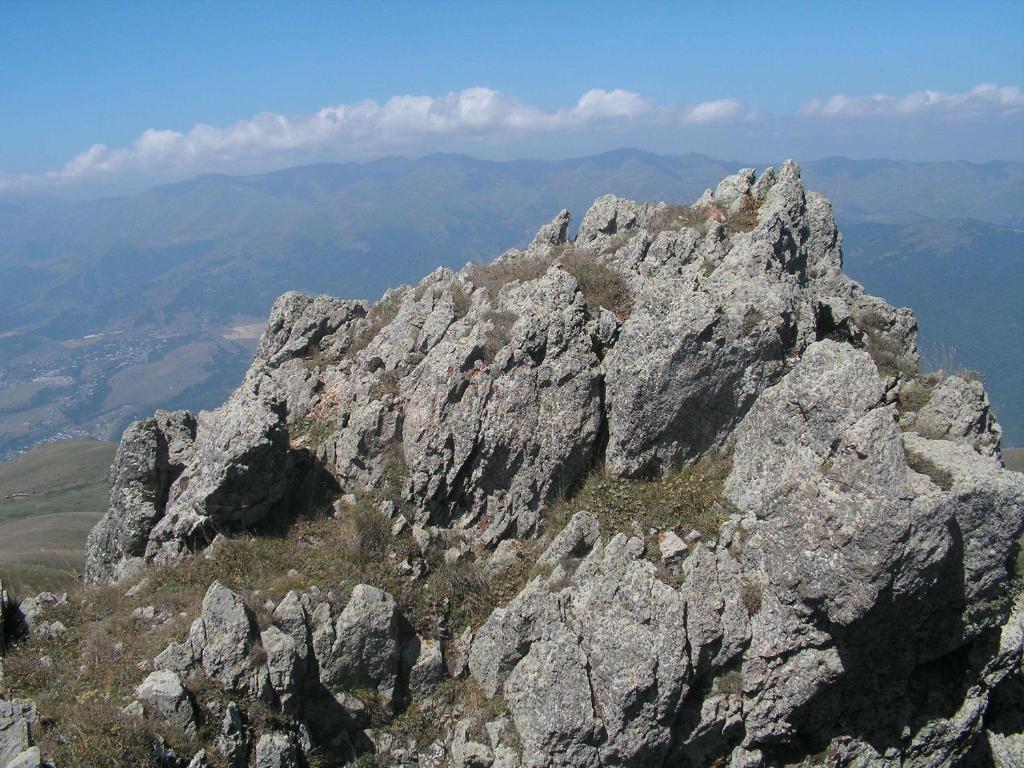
253,732,299,768
135,670,196,735
76,164,1024,767
908,374,1004,458
0,700,37,767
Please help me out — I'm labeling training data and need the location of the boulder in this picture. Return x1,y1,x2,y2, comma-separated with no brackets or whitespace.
146,390,292,564
135,670,196,735
313,585,408,704
84,411,195,582
253,732,299,768
4,746,42,768
909,374,1003,458
187,582,270,699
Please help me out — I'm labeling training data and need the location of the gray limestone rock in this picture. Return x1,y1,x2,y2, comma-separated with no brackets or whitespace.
135,670,196,735
253,732,299,768
313,584,408,705
84,411,196,582
4,746,42,768
0,700,36,767
76,164,1024,767
188,582,270,699
909,374,1003,458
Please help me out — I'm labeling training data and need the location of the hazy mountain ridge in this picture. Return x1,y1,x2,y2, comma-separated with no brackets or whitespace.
0,150,1020,457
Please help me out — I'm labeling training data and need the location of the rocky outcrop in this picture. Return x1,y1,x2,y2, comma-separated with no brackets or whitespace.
0,700,37,767
135,670,197,736
84,410,196,581
905,374,1004,458
75,163,1024,767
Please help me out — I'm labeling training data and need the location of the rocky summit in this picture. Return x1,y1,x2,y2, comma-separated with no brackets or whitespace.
3,162,1023,768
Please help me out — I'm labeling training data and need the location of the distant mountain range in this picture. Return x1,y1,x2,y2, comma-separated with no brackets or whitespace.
0,149,1020,453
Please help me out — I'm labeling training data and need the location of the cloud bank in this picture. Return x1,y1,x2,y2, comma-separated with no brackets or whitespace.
1,84,1019,194
800,83,1024,118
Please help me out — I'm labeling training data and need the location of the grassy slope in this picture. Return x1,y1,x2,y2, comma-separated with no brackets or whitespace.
0,438,116,593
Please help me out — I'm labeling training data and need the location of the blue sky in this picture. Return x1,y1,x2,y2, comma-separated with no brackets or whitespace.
2,0,1022,196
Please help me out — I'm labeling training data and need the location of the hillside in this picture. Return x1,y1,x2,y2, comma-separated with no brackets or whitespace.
0,150,1021,463
0,439,116,593
2,165,1022,768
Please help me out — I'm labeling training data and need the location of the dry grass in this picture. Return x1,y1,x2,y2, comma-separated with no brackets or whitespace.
368,370,400,401
649,204,711,235
857,309,916,379
548,457,732,546
899,373,942,414
2,480,541,766
559,248,634,319
481,309,517,363
291,416,335,452
466,254,553,296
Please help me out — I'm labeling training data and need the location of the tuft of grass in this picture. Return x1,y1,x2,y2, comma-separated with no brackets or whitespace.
480,309,517,364
721,195,759,232
740,580,762,616
466,254,554,296
648,204,710,235
451,284,473,318
368,370,400,402
291,416,335,452
899,373,942,414
559,249,634,319
548,457,732,545
857,309,916,379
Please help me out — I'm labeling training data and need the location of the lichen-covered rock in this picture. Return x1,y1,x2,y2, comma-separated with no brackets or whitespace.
908,374,1003,458
81,164,1024,767
0,699,37,767
253,732,299,768
135,670,196,735
146,391,292,564
312,584,408,705
4,746,42,768
84,410,196,582
187,582,271,700
0,579,8,655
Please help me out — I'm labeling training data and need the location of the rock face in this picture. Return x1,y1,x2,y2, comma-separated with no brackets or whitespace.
80,164,1024,767
135,670,196,736
907,374,1003,458
0,700,37,767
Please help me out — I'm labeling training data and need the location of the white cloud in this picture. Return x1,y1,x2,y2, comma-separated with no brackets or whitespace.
0,87,748,192
801,83,1024,118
